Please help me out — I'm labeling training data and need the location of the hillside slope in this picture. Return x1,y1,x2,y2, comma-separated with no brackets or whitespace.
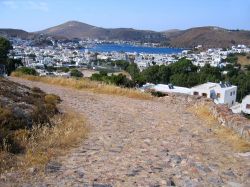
1,23,250,48
0,29,35,39
38,21,164,42
164,27,250,48
3,77,250,187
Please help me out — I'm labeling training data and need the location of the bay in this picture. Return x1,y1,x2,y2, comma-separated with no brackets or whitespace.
86,44,183,54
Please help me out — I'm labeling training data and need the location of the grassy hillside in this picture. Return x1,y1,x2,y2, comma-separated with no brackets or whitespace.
11,72,152,100
0,78,88,174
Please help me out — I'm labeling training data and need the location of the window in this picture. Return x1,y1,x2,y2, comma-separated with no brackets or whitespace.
193,91,199,96
230,92,233,96
217,93,221,98
246,104,250,109
202,93,207,97
232,101,234,105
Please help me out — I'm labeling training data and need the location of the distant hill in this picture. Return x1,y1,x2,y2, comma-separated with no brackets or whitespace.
0,29,34,39
37,21,165,42
163,27,250,48
1,22,250,49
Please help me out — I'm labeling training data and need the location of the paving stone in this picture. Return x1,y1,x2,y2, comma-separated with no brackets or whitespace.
4,77,250,187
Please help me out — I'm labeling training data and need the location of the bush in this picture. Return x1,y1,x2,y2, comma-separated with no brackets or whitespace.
70,69,83,77
91,72,134,88
150,91,167,97
16,67,37,76
60,67,70,73
0,81,61,154
44,94,61,105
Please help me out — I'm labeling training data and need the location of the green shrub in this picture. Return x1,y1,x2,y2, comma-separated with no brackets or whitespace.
70,69,83,77
150,91,167,97
16,67,38,75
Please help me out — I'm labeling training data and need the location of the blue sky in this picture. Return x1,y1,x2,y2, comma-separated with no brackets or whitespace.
0,0,249,32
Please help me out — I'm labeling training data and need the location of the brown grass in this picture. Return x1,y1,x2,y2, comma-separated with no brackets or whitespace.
237,54,250,66
11,72,152,100
189,104,250,152
0,112,88,174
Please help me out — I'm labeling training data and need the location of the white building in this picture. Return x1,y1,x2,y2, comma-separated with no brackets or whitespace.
242,95,250,114
140,83,191,95
153,84,191,94
191,82,237,107
231,95,250,114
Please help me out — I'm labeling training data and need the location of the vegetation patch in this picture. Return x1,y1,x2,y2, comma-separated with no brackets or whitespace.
15,67,38,76
189,104,250,153
0,78,88,174
11,73,152,100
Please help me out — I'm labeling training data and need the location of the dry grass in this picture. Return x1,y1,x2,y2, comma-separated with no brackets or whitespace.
237,54,250,66
189,104,250,152
0,112,88,174
11,72,152,100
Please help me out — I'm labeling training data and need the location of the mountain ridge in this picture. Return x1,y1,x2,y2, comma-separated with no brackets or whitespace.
1,21,250,48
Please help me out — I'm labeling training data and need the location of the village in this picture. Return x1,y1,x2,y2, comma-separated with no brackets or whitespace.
1,37,249,116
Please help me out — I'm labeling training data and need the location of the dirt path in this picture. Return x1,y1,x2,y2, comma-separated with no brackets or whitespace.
4,77,250,186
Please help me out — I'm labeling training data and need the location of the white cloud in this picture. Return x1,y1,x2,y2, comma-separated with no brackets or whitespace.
2,0,49,12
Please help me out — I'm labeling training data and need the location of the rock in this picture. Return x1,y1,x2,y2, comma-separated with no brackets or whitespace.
27,167,38,175
207,176,224,186
194,163,211,173
74,170,84,178
126,166,143,177
45,161,62,173
183,178,202,187
170,155,182,164
150,166,163,173
166,178,176,186
223,169,236,178
93,184,112,187
227,181,245,187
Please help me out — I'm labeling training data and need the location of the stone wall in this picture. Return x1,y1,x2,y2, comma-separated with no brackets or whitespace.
208,103,250,142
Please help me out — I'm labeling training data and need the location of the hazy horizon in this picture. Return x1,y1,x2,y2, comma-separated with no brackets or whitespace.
1,0,250,32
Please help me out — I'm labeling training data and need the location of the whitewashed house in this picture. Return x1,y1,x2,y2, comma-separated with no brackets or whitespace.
140,83,191,95
153,84,191,94
241,95,250,114
191,82,237,107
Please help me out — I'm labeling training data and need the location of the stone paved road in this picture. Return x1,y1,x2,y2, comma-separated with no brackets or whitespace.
5,77,250,187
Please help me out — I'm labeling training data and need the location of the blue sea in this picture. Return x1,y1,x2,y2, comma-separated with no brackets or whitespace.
86,44,183,54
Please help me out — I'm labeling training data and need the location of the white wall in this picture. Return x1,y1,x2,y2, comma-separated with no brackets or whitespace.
242,97,250,114
191,85,237,107
215,87,237,107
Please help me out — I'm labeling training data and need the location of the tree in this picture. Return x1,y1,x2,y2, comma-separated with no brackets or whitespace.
70,69,83,78
141,65,160,84
0,37,12,60
198,64,222,83
229,73,250,101
158,65,171,84
169,58,197,74
170,73,189,87
170,72,199,87
5,59,23,75
111,60,129,70
126,63,140,81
